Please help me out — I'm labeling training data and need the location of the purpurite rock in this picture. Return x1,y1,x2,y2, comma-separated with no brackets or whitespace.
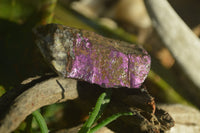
33,24,151,88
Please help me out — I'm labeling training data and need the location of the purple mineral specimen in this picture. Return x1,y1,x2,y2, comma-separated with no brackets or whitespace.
33,24,151,88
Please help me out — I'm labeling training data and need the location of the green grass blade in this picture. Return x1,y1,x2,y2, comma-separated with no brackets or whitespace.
89,112,133,133
79,92,107,133
93,89,112,123
32,110,49,133
24,115,33,133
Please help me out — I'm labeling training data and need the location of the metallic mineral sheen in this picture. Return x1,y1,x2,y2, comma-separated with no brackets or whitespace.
33,24,151,88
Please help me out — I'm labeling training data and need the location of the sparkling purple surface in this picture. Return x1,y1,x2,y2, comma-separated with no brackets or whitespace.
34,24,151,88
66,33,151,88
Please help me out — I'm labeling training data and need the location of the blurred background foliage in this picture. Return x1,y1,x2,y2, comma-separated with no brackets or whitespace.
0,0,200,132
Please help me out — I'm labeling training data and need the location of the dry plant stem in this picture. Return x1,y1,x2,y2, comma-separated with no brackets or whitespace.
144,0,200,89
159,104,200,133
0,76,175,133
0,77,78,133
